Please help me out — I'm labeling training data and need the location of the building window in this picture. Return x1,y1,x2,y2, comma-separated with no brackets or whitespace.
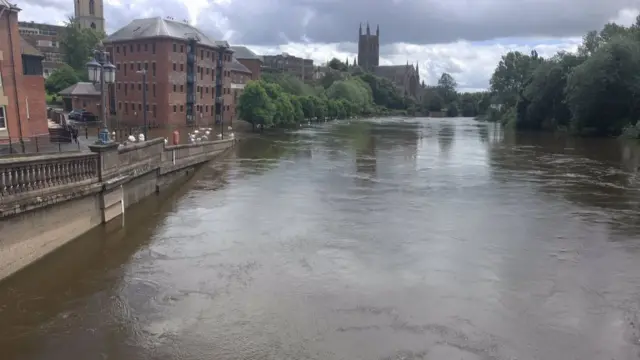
138,103,142,111
0,106,6,129
180,105,184,112
153,104,156,117
144,62,148,70
173,43,177,52
130,63,133,70
124,85,128,95
130,44,133,53
180,63,184,71
152,62,156,76
89,0,95,15
124,103,128,114
137,62,141,71
123,46,126,56
116,63,120,70
173,105,177,112
180,85,183,92
153,84,156,97
118,102,122,110
173,63,176,71
138,83,141,90
180,45,184,52
144,44,148,51
173,84,177,92
116,46,120,53
201,50,204,59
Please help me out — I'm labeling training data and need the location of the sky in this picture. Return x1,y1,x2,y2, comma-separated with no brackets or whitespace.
14,0,640,92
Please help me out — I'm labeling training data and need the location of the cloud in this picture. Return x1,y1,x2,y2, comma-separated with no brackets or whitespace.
248,37,582,92
12,0,639,92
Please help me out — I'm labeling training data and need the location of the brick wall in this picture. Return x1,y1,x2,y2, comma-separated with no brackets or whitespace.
22,75,48,136
0,8,28,141
237,58,262,80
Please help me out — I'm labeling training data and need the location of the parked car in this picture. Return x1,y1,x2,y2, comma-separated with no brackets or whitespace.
69,110,97,122
68,109,84,120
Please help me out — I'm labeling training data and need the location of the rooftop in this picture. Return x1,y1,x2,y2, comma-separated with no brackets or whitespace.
105,17,231,50
230,46,262,62
20,37,43,57
230,57,251,74
58,82,101,96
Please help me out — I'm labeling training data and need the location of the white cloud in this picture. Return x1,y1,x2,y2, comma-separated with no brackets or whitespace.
248,37,581,92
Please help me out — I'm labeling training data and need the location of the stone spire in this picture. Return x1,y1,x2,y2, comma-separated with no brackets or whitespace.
359,22,362,35
376,24,379,36
366,22,370,35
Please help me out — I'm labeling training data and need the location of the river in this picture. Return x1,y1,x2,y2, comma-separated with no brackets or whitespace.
1,117,640,360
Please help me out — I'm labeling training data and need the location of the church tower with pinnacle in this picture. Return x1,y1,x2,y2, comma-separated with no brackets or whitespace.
357,22,379,71
74,0,105,33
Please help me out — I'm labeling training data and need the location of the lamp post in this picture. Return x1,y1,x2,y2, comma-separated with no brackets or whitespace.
86,42,116,144
136,69,148,140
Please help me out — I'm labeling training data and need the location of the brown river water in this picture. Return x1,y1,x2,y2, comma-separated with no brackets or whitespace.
1,117,640,360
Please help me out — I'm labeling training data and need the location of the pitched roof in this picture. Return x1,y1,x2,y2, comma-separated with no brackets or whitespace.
230,57,251,74
20,36,43,57
230,46,262,62
58,82,101,96
105,17,231,49
0,0,19,10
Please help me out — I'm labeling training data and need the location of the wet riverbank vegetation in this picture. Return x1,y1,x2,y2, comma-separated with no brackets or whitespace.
484,16,640,138
237,71,418,130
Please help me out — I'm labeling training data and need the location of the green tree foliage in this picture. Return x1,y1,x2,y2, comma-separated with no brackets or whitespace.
328,58,348,71
261,73,316,96
487,14,640,136
45,64,80,94
60,17,105,71
437,73,458,104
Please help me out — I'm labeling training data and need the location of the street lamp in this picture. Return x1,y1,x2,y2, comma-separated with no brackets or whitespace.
136,70,148,140
86,42,116,144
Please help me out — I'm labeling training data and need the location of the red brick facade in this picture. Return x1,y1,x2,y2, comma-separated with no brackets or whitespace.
0,4,48,142
105,38,233,128
237,58,261,80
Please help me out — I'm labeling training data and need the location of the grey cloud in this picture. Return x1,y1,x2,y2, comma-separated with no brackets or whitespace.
15,0,638,47
205,0,637,46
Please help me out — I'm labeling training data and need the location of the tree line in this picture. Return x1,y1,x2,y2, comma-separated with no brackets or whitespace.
485,16,640,137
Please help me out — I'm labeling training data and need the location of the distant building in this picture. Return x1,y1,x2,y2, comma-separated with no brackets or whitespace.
0,0,49,143
230,46,262,80
229,57,252,124
104,17,234,127
17,0,106,78
18,21,65,77
357,23,420,98
261,53,314,81
75,0,105,33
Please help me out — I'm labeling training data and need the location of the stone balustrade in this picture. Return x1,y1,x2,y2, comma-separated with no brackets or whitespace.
0,153,99,200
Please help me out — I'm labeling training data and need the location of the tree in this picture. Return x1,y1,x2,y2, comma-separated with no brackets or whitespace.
489,51,543,108
60,17,105,71
237,81,275,130
437,73,458,105
45,64,80,94
328,58,347,71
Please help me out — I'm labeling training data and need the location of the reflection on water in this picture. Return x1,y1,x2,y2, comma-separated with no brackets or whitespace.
1,118,640,360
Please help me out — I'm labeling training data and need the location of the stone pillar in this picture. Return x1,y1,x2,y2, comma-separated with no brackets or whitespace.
89,142,119,182
89,142,124,223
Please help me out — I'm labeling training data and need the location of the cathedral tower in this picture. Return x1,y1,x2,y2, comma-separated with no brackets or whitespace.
75,0,105,33
357,22,379,70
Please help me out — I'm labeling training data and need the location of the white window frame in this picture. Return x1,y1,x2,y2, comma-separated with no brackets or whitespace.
0,106,7,130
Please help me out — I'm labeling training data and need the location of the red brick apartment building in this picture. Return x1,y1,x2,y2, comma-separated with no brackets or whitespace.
230,46,262,80
0,0,48,143
104,17,235,127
